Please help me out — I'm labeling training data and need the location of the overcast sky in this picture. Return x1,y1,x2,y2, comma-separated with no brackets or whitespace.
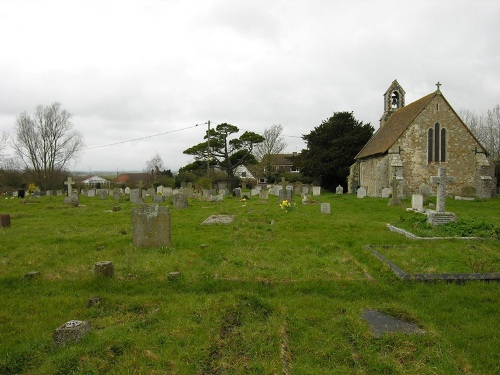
1,0,499,173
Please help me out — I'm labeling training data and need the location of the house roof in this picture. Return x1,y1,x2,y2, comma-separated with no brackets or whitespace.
82,175,109,184
355,92,437,159
261,153,296,166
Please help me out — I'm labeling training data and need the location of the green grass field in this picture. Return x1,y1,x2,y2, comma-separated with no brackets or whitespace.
0,192,499,374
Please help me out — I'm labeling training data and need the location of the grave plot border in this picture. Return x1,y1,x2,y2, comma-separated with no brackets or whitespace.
386,224,485,241
365,245,500,282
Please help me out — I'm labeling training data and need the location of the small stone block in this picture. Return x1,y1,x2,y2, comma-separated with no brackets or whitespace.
112,206,121,212
0,214,11,227
54,320,91,346
93,261,114,277
168,271,181,281
24,271,41,279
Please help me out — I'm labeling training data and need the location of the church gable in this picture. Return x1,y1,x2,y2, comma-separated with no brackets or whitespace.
349,81,495,198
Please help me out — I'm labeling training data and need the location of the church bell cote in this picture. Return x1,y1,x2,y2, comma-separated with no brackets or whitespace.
380,80,405,127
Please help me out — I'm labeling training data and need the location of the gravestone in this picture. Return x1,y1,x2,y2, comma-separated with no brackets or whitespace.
63,194,79,207
130,189,143,204
357,186,367,198
361,309,425,338
418,183,433,198
97,189,108,199
233,188,241,198
411,194,424,212
293,182,303,196
0,214,11,227
320,203,331,214
302,185,309,195
87,189,95,197
260,189,269,200
168,271,181,281
56,190,63,196
64,177,75,197
173,193,188,209
156,185,164,195
207,194,223,202
93,261,114,277
428,167,456,226
388,177,401,206
335,185,344,194
18,189,26,198
202,215,235,225
33,190,41,197
54,320,91,346
381,187,390,198
124,187,131,194
251,188,260,196
163,187,173,197
153,194,165,203
312,186,321,196
132,204,171,247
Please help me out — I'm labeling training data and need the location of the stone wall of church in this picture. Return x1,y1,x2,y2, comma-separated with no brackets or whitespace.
356,94,494,198
395,95,492,197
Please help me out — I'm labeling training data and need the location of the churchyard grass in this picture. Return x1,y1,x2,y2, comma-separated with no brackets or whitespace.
0,193,499,374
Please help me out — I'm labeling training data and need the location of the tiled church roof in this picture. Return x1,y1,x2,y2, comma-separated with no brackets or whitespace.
355,92,437,159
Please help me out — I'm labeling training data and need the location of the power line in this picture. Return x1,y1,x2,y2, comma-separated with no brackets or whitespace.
83,124,201,150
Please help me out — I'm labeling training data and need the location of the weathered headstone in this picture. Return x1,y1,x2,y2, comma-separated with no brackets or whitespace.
64,177,75,197
0,214,11,227
93,261,114,277
132,204,171,247
411,194,424,212
418,183,433,198
320,203,331,214
428,167,456,225
233,188,241,198
357,186,367,199
130,189,143,204
97,189,108,199
87,189,95,197
124,187,131,195
172,193,188,209
153,194,165,203
201,215,235,225
381,187,390,198
335,185,344,194
312,186,321,196
388,177,401,206
259,189,269,200
54,320,91,346
63,194,79,206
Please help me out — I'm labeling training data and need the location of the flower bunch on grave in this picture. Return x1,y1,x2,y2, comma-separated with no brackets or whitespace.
28,183,39,194
280,199,294,212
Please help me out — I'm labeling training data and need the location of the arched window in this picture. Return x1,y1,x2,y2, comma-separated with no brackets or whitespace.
427,123,446,163
440,128,446,162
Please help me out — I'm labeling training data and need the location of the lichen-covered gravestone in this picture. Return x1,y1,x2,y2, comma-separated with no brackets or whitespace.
132,204,171,247
94,261,114,277
54,320,91,346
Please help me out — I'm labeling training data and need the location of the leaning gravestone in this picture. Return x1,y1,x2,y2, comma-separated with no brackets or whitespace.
54,320,91,346
132,204,171,247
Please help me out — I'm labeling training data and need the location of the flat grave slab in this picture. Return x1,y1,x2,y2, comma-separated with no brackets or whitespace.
361,309,425,337
202,215,235,225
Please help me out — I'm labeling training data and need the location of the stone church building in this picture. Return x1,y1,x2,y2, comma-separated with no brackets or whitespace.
348,80,495,198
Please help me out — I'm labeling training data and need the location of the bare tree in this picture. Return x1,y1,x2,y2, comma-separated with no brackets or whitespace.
460,105,500,163
145,152,166,174
14,102,83,190
0,131,8,168
253,124,287,179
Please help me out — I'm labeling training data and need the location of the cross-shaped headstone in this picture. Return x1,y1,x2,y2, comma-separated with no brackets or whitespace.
64,177,75,197
281,177,288,192
388,176,401,206
430,167,454,212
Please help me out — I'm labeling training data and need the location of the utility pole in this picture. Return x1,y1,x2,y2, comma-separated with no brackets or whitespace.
206,120,211,176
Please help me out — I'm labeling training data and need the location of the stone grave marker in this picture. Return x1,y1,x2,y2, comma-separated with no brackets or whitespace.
201,215,235,225
233,187,241,198
335,185,344,194
388,177,401,206
207,194,224,202
64,176,75,197
54,320,91,347
153,194,165,203
302,185,309,195
361,309,425,338
260,189,269,200
97,189,108,199
357,186,367,198
381,187,390,198
93,261,114,277
163,187,173,196
0,214,11,227
173,193,188,209
56,190,63,196
411,194,424,212
33,190,41,197
312,186,321,196
124,187,131,194
63,194,79,206
428,167,456,225
18,189,26,198
87,189,95,197
418,183,433,198
132,204,171,247
321,203,331,214
157,185,164,195
130,189,143,204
